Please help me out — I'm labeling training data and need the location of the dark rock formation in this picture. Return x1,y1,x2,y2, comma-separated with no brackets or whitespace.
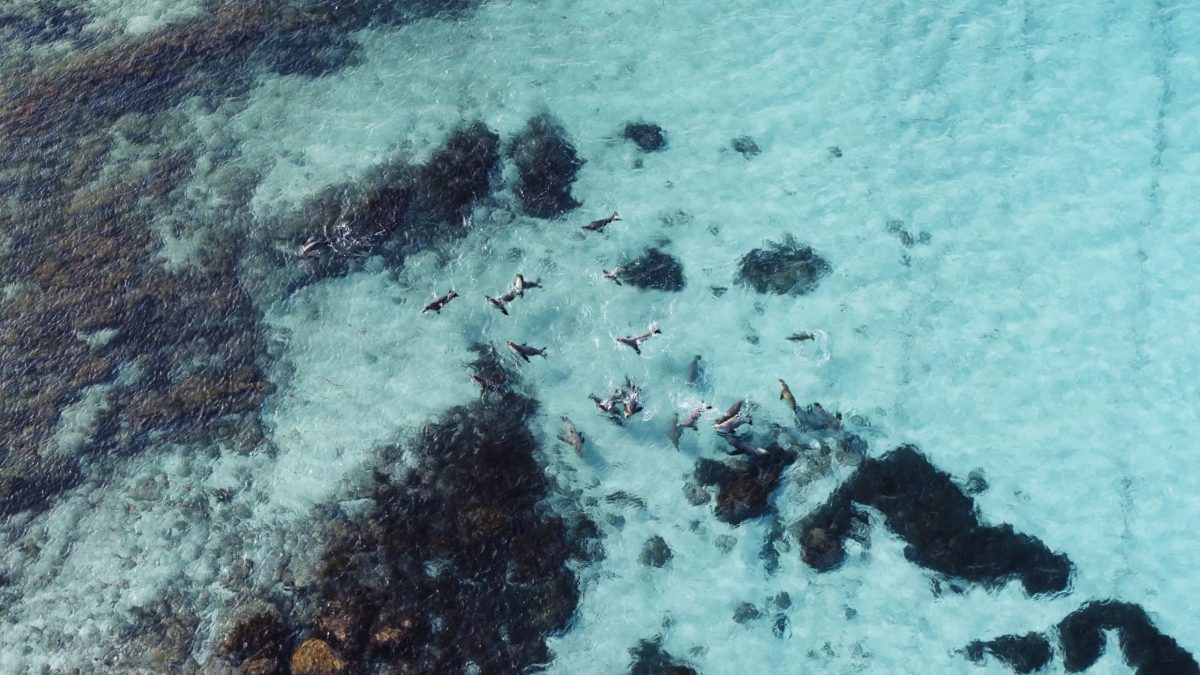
736,235,831,296
508,114,585,218
1057,601,1198,674
694,446,797,525
627,637,699,675
965,633,1053,674
731,136,760,159
615,248,686,291
792,445,1072,595
624,122,668,152
222,347,599,673
639,535,673,568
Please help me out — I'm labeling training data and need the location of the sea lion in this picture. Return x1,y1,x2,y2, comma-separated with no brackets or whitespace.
616,323,662,355
786,332,816,342
714,412,751,435
513,274,543,296
485,289,519,315
666,413,681,449
723,432,768,457
582,211,621,232
681,405,711,430
686,355,703,386
602,267,625,285
506,341,547,363
421,289,459,314
778,379,797,412
715,400,744,425
297,235,333,258
558,417,585,454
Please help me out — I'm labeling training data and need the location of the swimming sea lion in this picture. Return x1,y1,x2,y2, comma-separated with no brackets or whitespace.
715,399,744,425
778,379,797,412
421,289,459,314
616,323,662,355
558,417,585,454
582,211,621,232
666,412,681,449
506,341,547,363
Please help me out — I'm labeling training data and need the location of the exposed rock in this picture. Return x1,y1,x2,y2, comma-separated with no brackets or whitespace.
290,638,345,675
793,445,1073,595
616,248,686,291
736,235,831,296
624,122,668,152
964,633,1053,674
694,446,797,525
964,469,988,495
731,136,760,159
733,602,761,624
627,637,698,675
773,592,792,610
509,114,585,218
639,535,673,568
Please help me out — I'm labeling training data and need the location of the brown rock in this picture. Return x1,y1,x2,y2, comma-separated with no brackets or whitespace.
290,638,345,675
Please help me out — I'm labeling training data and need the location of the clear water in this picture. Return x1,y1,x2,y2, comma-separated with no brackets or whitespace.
1,0,1197,672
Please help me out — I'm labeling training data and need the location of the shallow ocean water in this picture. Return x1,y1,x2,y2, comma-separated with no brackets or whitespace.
1,0,1198,673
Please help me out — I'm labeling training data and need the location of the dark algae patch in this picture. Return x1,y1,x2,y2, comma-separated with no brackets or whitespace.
627,637,699,675
624,122,668,152
694,446,797,526
793,445,1073,595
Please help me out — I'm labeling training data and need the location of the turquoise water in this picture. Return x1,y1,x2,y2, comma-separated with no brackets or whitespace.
0,0,1198,672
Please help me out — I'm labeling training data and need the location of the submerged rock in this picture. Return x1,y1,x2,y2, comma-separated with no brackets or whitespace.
792,445,1073,595
624,122,668,152
509,114,585,218
964,633,1053,674
736,235,831,296
731,136,760,159
1057,601,1198,674
732,602,761,624
694,446,797,525
627,637,698,675
616,248,686,291
639,535,674,568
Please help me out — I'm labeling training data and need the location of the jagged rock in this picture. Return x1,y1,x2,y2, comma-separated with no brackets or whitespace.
624,122,668,152
509,114,585,218
639,535,673,568
682,481,710,506
736,235,831,296
616,248,685,291
793,445,1073,595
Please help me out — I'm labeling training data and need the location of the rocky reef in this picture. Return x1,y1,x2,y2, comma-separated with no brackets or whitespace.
694,446,797,526
627,637,699,675
736,234,831,296
964,632,1053,674
217,346,598,673
615,248,686,291
508,113,586,218
792,445,1073,595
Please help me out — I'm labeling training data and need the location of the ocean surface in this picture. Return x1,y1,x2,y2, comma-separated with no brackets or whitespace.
1,0,1198,673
